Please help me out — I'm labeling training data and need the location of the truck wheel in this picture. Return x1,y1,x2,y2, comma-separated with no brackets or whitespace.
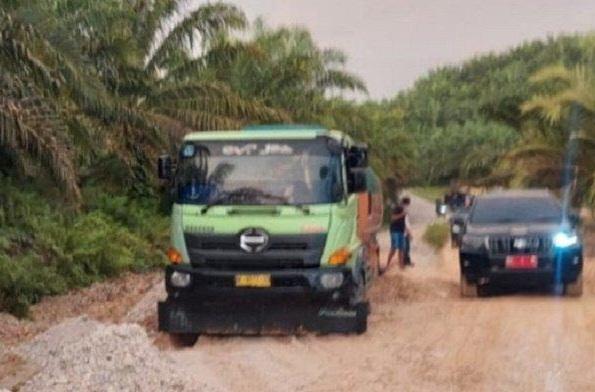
460,274,478,297
349,271,367,306
169,333,199,347
565,274,583,297
354,302,369,334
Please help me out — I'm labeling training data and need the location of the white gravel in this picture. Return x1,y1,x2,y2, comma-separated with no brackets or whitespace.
16,317,209,392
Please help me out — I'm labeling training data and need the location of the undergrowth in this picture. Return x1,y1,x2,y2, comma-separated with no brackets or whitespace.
0,182,168,317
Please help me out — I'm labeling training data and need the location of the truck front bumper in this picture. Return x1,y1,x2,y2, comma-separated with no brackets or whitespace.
158,264,368,334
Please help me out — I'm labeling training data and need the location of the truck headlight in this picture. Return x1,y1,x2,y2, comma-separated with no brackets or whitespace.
320,272,344,289
170,271,191,288
461,235,486,249
553,232,578,248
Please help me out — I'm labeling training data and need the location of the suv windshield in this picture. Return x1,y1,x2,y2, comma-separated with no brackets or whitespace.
175,138,343,205
470,197,562,225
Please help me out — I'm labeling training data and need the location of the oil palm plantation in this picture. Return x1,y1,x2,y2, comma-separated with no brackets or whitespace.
506,64,595,206
200,20,368,121
0,0,286,200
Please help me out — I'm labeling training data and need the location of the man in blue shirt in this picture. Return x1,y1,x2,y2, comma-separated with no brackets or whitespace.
381,197,411,275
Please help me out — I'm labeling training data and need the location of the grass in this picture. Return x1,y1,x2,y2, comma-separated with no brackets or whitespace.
409,186,447,202
422,222,450,250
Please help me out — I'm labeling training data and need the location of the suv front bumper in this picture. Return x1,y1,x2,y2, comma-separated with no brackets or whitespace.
460,249,582,286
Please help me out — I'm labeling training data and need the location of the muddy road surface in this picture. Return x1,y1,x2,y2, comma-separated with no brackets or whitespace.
169,194,595,392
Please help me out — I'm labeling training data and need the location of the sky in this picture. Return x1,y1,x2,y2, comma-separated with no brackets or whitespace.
221,0,595,100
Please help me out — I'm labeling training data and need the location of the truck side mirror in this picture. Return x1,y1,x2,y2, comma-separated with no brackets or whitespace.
158,155,172,180
347,168,367,194
347,144,368,169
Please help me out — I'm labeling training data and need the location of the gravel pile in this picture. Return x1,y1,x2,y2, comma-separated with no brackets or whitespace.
16,317,206,392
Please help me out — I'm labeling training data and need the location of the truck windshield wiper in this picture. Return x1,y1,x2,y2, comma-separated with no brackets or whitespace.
200,193,232,214
200,188,311,215
252,192,311,214
200,189,252,214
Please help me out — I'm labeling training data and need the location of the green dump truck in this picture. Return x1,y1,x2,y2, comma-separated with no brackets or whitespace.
157,125,383,345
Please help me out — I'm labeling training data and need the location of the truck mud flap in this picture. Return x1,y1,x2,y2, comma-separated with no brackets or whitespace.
158,300,369,335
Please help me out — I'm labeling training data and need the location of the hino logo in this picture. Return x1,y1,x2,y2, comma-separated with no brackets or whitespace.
239,228,269,253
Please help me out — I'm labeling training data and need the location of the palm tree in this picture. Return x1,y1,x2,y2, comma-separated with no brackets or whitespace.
200,20,367,121
0,1,287,200
507,64,595,206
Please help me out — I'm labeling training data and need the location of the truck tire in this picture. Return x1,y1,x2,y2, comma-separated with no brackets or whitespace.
565,274,583,297
460,274,478,298
354,302,369,334
169,333,199,347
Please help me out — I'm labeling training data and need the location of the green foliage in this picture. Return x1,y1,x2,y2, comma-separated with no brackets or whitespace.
315,100,416,182
0,254,67,317
419,120,519,184
410,187,448,202
0,182,167,316
510,63,595,207
391,34,595,186
0,1,288,200
422,222,450,250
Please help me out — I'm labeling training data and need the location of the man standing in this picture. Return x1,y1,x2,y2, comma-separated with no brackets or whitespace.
381,197,411,274
403,199,414,267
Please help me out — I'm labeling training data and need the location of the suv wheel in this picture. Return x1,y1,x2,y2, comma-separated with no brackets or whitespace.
460,274,478,297
565,274,583,297
169,333,199,347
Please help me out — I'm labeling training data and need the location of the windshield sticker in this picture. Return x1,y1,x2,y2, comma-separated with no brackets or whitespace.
222,143,294,156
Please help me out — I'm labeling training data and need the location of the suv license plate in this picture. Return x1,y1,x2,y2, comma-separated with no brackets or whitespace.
235,274,271,287
505,255,538,269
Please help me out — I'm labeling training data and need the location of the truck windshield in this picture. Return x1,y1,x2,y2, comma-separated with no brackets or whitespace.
175,138,343,205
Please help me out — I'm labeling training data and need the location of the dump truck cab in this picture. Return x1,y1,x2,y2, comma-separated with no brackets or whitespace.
157,125,382,344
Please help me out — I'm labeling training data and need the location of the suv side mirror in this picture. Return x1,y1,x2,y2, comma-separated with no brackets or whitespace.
435,199,447,216
157,155,172,180
347,168,367,194
347,144,368,169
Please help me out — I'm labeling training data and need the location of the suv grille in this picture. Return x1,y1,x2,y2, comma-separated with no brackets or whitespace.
488,235,552,256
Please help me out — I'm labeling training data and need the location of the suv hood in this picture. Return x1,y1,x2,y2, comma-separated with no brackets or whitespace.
466,222,563,237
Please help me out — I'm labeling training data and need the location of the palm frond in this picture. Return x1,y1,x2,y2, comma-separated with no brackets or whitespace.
146,2,247,73
0,93,80,201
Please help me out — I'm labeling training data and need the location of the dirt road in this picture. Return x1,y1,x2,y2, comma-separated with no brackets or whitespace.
169,195,595,392
3,195,595,391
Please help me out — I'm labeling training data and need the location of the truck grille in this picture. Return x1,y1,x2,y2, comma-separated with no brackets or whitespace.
488,235,552,256
184,233,326,270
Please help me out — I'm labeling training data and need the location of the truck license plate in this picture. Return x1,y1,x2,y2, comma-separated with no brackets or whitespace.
505,255,538,269
235,274,271,287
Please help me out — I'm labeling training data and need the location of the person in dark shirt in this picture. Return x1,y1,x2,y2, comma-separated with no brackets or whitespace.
381,197,411,274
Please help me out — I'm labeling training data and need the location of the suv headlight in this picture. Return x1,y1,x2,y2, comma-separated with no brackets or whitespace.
461,235,486,249
553,232,578,248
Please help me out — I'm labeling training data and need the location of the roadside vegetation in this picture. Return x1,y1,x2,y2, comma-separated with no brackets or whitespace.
2,0,595,315
422,223,450,250
409,187,448,202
